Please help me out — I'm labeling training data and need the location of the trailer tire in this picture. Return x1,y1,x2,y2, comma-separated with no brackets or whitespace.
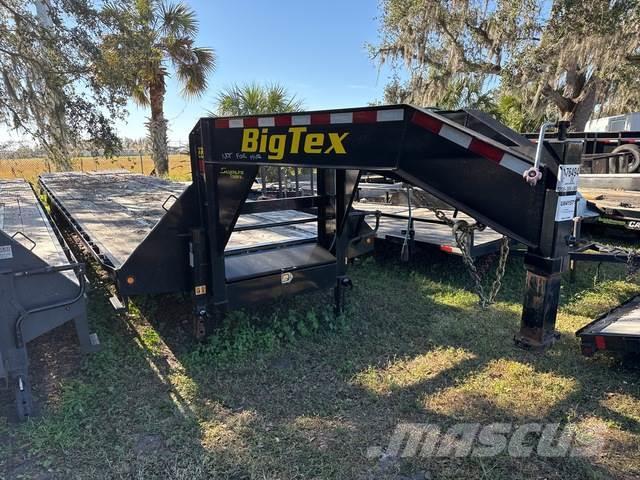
611,144,640,173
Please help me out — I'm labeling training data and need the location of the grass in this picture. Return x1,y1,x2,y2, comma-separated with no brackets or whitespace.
1,245,640,479
0,154,192,182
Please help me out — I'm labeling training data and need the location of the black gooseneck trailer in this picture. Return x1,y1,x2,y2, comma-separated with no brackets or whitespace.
188,104,581,348
40,104,581,349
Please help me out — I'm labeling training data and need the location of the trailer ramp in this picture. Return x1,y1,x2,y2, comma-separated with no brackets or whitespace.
0,180,96,420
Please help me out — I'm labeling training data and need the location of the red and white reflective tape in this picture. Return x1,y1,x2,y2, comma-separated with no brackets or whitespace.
604,138,640,144
411,111,531,176
213,108,531,176
214,109,405,129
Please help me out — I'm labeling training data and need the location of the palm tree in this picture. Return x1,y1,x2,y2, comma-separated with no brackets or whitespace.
215,82,303,196
120,1,215,175
216,82,303,117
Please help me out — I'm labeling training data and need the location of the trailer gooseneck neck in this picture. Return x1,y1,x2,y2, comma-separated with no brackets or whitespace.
189,104,582,348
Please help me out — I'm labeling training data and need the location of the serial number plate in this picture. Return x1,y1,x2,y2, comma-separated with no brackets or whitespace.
556,165,580,193
0,245,12,260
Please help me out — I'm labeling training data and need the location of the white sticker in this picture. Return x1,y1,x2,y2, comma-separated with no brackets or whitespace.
556,165,580,192
555,195,577,222
0,244,13,260
626,220,640,231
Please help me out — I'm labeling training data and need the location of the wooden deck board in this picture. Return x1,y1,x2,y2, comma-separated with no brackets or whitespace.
354,201,503,253
40,172,317,267
580,188,640,212
0,179,69,266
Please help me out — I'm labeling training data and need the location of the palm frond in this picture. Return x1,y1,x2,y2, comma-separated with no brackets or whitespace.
214,82,304,115
159,2,198,38
175,47,216,98
132,82,150,107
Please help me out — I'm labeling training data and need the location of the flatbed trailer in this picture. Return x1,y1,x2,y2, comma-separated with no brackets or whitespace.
0,180,97,419
353,202,504,257
525,130,640,173
577,296,640,357
579,188,640,231
42,105,582,350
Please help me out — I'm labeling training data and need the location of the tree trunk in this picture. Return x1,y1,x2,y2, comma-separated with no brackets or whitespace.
542,79,598,132
148,77,169,176
567,81,598,132
260,166,267,197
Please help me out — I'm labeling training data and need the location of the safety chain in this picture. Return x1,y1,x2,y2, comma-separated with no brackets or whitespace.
434,208,510,308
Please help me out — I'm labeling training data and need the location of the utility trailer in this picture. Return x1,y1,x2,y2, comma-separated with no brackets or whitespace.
41,105,580,349
353,202,505,257
0,180,97,419
525,130,640,173
577,296,640,357
525,130,640,232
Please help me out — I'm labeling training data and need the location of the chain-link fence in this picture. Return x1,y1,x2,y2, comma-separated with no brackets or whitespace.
0,154,192,182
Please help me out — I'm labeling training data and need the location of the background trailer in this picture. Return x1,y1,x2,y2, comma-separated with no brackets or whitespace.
0,180,97,420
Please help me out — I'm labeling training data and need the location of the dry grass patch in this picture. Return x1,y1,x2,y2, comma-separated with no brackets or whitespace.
0,154,191,182
423,359,578,421
601,393,640,426
353,346,475,395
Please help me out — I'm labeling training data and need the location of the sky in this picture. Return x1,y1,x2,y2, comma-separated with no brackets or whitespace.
114,0,391,146
0,0,392,147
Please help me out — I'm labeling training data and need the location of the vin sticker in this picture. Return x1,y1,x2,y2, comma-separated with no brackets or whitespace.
555,195,577,222
556,165,580,192
0,245,13,260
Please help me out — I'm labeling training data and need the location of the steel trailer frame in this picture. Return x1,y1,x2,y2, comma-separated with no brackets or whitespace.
0,180,97,420
576,296,640,357
353,203,505,258
40,104,581,350
189,104,581,349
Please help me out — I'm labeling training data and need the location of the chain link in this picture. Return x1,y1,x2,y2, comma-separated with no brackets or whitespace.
434,207,509,308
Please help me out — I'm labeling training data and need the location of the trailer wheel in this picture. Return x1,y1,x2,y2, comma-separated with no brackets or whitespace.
15,375,33,420
611,144,640,172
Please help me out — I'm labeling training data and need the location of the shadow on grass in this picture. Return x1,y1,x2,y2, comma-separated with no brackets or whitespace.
3,240,639,479
128,244,640,479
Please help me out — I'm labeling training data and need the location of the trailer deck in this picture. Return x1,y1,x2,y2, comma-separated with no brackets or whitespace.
39,172,317,269
577,296,640,356
580,187,640,230
354,202,504,256
1,179,70,268
0,179,95,419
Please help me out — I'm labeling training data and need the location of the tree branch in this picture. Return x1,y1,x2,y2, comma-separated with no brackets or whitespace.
541,84,575,113
438,18,501,74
